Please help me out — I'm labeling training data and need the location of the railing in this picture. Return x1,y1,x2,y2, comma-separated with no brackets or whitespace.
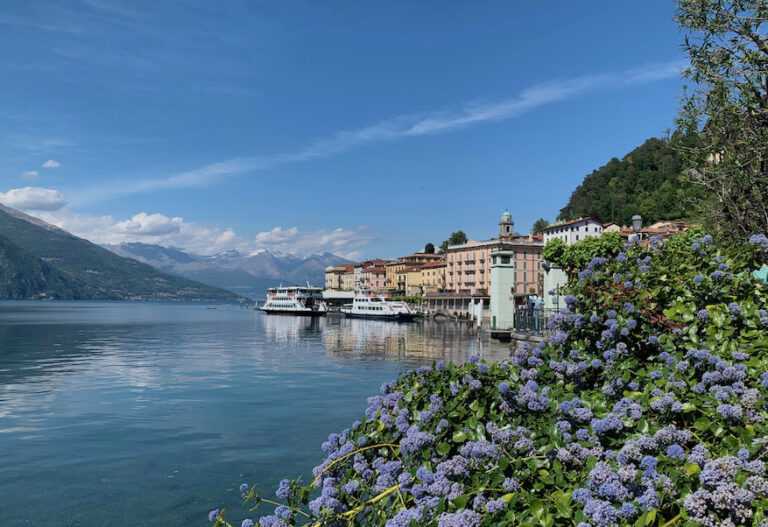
513,308,559,335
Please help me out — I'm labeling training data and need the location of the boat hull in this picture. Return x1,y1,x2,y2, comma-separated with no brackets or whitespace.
342,312,417,322
259,308,326,316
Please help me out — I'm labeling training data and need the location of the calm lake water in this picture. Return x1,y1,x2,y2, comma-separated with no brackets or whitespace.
0,302,510,526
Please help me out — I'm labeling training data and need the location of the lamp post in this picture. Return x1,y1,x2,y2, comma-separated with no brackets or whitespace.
631,214,643,242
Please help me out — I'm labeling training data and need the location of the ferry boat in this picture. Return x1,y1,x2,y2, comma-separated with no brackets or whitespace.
341,292,417,321
260,286,328,316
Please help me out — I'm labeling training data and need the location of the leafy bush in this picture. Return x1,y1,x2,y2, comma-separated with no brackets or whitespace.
212,231,768,527
543,234,625,276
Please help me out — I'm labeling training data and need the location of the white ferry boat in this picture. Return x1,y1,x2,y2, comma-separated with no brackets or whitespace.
260,286,328,316
341,293,416,321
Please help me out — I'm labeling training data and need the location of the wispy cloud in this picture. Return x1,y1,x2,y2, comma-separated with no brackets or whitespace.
73,60,685,205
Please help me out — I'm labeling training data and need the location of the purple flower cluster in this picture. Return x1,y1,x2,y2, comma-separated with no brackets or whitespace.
749,233,768,251
515,380,550,412
684,455,768,526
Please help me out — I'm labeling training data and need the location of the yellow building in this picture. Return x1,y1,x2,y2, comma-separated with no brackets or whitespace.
341,269,355,291
404,266,425,297
421,262,446,294
400,253,443,265
324,265,349,290
385,261,406,292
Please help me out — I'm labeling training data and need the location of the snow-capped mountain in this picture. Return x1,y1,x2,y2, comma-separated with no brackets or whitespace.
105,242,353,298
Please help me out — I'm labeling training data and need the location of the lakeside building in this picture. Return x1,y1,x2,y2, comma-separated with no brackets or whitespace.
602,220,690,239
354,259,389,292
385,261,406,293
362,262,388,292
426,212,543,320
325,264,354,290
404,266,425,297
445,213,543,297
400,253,444,265
541,218,602,311
385,253,444,295
421,262,446,294
542,217,603,245
341,267,355,291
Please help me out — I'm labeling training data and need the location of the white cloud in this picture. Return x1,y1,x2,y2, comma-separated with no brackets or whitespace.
0,187,67,211
71,59,685,205
114,212,183,236
250,226,372,258
42,159,61,169
21,170,39,180
19,197,370,257
254,226,299,245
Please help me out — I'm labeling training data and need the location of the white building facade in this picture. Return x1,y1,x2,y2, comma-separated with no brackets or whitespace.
543,218,603,245
542,218,603,310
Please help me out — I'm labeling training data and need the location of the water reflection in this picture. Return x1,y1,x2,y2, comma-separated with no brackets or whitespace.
260,313,510,362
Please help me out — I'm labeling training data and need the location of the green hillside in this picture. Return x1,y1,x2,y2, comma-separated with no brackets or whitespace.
558,135,704,225
0,207,242,302
0,234,86,299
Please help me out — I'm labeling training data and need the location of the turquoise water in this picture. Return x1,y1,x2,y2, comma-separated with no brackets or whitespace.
0,302,509,526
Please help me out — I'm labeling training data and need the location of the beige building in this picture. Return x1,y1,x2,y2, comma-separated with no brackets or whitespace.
385,260,407,292
325,265,354,290
401,253,443,265
341,268,355,291
404,266,425,297
445,212,543,297
421,262,446,294
385,253,443,294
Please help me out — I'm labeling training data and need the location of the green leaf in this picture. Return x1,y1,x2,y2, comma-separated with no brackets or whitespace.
452,430,468,443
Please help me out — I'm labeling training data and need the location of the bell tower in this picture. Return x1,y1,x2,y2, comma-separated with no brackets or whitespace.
499,210,514,240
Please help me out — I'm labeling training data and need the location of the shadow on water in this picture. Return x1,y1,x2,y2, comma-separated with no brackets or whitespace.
0,302,509,526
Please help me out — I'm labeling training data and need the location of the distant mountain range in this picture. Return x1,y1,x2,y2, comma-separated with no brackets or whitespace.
104,242,352,299
0,204,242,303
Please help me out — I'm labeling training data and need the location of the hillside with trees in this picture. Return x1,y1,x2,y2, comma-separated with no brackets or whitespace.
0,205,242,302
558,134,704,226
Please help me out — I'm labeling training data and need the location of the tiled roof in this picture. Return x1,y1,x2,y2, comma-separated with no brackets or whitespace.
542,217,601,231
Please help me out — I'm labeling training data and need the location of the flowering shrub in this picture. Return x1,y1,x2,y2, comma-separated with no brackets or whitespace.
212,231,768,527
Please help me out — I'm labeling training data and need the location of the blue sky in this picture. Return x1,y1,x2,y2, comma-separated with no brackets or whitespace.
0,1,686,259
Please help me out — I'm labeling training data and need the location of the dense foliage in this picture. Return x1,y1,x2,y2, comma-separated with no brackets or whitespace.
532,219,550,235
558,136,703,226
440,231,468,253
677,0,768,238
213,231,768,526
543,234,625,277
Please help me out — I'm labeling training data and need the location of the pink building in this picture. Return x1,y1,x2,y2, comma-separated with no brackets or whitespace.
358,260,388,292
444,211,543,296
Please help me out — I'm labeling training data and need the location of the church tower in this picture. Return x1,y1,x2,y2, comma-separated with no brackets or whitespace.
499,210,514,240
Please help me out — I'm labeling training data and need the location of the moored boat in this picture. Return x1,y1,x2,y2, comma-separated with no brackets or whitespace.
260,286,327,316
341,292,416,321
